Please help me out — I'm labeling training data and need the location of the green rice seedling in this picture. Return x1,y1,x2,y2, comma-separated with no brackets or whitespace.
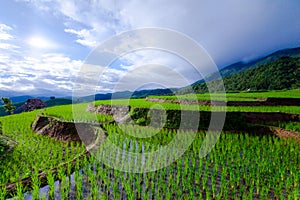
46,171,55,199
74,171,83,200
16,181,24,200
31,168,41,200
0,186,7,200
124,182,134,200
1,96,300,199
293,185,299,200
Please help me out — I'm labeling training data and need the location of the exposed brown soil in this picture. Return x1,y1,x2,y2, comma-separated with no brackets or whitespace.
31,115,99,145
268,126,300,140
146,97,300,106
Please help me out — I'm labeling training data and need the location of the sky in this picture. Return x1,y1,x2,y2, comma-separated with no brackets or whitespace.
0,0,300,97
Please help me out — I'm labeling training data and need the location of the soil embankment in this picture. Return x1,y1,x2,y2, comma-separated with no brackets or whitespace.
87,104,300,138
146,97,300,106
31,115,100,145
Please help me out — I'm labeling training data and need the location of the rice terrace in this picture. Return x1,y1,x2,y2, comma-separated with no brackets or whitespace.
0,88,300,199
1,1,300,199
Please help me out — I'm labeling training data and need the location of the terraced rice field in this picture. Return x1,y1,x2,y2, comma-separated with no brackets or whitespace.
0,90,299,199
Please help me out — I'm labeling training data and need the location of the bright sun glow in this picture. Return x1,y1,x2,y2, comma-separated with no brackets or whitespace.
27,36,57,49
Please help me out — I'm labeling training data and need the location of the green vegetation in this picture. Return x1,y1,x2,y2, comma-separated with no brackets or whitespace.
224,56,300,91
1,98,16,115
268,121,300,132
93,98,300,114
0,111,86,186
0,88,299,199
207,46,300,80
43,104,114,123
84,127,299,199
0,103,23,117
181,56,300,94
151,89,300,101
1,117,299,199
0,136,8,155
44,98,72,107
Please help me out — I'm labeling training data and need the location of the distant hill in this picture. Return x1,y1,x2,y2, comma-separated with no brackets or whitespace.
181,56,300,94
0,96,51,106
43,98,72,107
206,46,300,81
0,88,175,116
0,98,72,116
0,96,33,106
76,88,176,102
131,88,175,98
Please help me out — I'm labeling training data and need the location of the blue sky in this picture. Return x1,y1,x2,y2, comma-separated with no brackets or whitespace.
0,0,300,96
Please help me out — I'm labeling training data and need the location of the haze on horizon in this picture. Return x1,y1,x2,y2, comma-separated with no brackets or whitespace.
0,0,300,97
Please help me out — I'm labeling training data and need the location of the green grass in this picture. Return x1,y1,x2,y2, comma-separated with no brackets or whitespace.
42,103,114,123
279,122,300,132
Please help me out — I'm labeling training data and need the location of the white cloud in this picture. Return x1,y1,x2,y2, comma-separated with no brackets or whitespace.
0,23,83,96
0,53,82,95
23,0,300,66
0,22,83,96
4,0,300,96
22,0,129,47
0,24,20,53
115,64,191,92
64,28,98,47
0,43,19,50
0,24,14,40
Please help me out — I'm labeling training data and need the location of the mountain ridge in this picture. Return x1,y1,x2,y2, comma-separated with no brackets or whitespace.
182,56,300,94
206,46,300,81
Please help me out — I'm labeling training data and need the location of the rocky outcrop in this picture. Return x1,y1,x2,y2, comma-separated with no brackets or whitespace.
16,98,46,113
87,104,131,123
31,116,100,145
